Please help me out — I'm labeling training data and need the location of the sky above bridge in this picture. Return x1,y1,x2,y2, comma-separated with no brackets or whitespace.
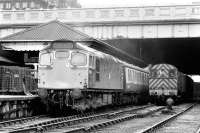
79,0,200,7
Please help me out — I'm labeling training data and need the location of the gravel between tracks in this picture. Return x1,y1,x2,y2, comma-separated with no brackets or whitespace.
92,104,192,133
0,116,55,132
46,106,163,133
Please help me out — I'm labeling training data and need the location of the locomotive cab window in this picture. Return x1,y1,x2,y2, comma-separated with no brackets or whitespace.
150,69,157,78
40,53,51,66
71,52,87,66
169,69,176,77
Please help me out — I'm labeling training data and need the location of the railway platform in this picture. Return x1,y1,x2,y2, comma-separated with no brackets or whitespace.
0,95,39,120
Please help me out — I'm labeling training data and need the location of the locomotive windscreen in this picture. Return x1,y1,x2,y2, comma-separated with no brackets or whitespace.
40,53,51,66
71,52,87,66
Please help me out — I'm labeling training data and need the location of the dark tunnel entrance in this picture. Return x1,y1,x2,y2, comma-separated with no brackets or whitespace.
105,38,200,75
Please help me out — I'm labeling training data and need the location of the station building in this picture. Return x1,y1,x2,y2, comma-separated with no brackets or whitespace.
0,20,144,71
0,0,81,10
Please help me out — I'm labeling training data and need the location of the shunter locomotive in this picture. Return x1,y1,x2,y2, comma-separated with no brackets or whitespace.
38,41,149,112
149,63,193,104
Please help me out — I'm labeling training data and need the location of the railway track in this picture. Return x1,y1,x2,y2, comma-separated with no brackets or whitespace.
91,103,194,133
46,105,164,133
23,105,163,133
0,115,47,128
0,115,53,132
142,103,200,133
137,103,195,133
1,104,157,133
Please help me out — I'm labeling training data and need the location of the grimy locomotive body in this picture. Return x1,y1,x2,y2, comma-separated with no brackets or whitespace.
38,41,149,113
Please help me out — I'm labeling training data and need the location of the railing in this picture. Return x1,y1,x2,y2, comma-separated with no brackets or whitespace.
1,4,200,25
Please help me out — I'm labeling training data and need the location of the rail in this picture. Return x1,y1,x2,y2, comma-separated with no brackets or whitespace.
9,104,157,133
138,103,196,133
0,115,47,127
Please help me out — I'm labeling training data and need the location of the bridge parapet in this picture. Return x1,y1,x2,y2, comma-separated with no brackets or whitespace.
1,4,200,25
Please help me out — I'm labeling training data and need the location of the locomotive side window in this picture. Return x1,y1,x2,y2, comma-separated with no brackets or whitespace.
141,72,143,84
135,71,138,84
89,56,92,67
128,68,134,82
128,69,132,81
71,52,87,66
132,70,134,81
133,70,136,83
55,51,69,58
96,58,100,81
40,53,51,66
139,72,141,84
89,55,95,68
133,70,135,81
127,69,130,81
138,71,140,83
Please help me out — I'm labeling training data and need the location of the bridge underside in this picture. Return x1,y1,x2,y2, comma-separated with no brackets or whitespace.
105,38,200,75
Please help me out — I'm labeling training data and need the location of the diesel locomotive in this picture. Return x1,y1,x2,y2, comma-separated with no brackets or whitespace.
149,63,193,104
38,41,149,112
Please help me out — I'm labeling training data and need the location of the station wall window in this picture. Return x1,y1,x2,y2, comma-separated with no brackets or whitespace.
30,2,35,8
5,3,11,9
0,3,3,9
15,2,20,9
22,2,27,8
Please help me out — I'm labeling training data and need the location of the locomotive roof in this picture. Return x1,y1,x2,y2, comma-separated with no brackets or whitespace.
76,43,149,73
41,41,148,73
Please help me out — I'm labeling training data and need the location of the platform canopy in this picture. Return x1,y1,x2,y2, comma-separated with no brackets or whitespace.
0,20,146,67
0,56,15,64
0,20,94,51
